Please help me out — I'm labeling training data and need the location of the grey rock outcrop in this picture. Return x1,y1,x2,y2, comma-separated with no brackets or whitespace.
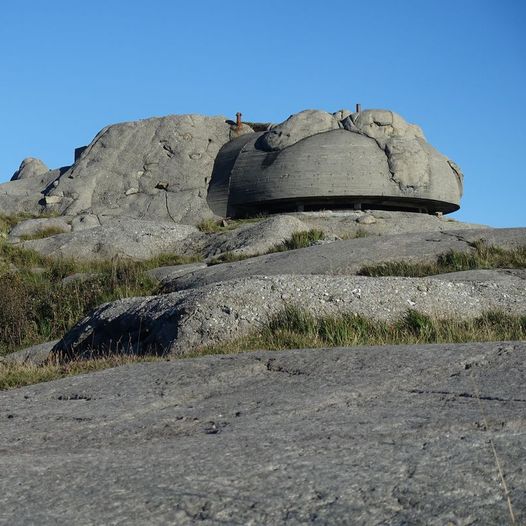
0,168,59,216
257,109,340,151
53,271,526,359
3,108,464,225
295,209,486,237
10,157,49,181
0,340,58,366
5,209,486,263
164,227,526,292
42,114,233,224
8,217,71,240
343,109,463,195
199,215,309,259
19,218,198,261
145,263,208,283
2,342,524,524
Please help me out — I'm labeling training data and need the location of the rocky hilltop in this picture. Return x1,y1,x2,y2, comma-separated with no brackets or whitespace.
2,107,473,261
1,108,525,524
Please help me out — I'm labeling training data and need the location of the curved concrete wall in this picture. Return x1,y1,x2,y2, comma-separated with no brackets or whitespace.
208,126,462,217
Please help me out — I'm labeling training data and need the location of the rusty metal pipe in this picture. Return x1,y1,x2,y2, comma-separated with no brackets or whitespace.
236,112,242,128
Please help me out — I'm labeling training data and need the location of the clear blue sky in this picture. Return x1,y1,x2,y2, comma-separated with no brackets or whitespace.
1,0,524,226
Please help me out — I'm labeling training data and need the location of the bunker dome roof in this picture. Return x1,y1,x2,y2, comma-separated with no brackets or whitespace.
207,109,463,216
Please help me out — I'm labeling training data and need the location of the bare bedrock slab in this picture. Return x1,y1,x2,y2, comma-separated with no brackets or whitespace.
1,342,525,525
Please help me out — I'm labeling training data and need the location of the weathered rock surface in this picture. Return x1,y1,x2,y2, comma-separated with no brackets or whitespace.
7,210,484,263
54,272,526,359
10,157,49,181
0,340,59,366
1,342,525,524
342,109,463,197
18,219,198,261
41,114,233,224
257,109,341,151
8,216,71,240
0,168,60,216
145,263,208,283
166,227,526,292
3,108,465,224
430,268,526,283
199,215,310,259
295,209,486,237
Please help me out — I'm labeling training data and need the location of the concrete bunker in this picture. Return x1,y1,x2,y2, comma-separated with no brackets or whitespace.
207,108,463,217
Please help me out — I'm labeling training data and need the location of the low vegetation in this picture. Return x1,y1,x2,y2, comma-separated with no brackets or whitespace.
2,306,525,390
340,228,370,240
18,226,68,241
0,355,163,391
0,215,201,355
274,229,325,251
359,241,526,277
2,214,525,392
197,216,265,233
1,215,325,354
203,306,526,354
208,229,326,265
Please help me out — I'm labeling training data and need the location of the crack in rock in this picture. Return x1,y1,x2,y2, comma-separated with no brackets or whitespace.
409,389,526,403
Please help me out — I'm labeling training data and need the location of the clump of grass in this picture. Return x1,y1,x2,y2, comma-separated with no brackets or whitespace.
359,242,526,277
197,216,266,233
0,355,163,391
353,229,369,239
202,305,526,354
273,229,325,251
208,229,326,266
197,218,223,233
19,226,68,241
340,228,370,240
0,213,40,234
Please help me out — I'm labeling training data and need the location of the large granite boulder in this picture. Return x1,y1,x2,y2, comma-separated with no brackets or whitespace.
41,114,234,224
198,215,310,259
257,109,340,151
0,168,61,216
8,216,72,240
3,108,464,226
10,157,49,181
343,109,463,195
17,218,198,261
53,268,526,360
